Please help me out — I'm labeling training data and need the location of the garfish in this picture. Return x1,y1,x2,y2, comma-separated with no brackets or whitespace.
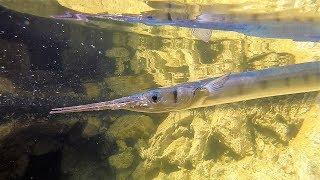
51,2,320,42
50,61,320,114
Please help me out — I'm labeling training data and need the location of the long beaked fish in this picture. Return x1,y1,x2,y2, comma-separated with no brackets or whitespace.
51,8,320,42
50,61,320,114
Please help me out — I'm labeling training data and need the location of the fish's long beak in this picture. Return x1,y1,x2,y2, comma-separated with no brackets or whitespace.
49,96,141,114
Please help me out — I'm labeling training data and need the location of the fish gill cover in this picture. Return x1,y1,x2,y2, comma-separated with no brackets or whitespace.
0,0,319,179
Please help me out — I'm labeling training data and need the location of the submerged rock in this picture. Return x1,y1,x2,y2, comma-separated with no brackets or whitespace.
0,118,73,179
105,75,156,97
0,122,14,141
57,0,153,14
109,149,134,169
0,77,16,93
0,116,117,179
290,105,320,178
82,116,102,138
162,137,192,167
31,138,61,156
130,93,319,179
83,82,102,99
107,114,155,140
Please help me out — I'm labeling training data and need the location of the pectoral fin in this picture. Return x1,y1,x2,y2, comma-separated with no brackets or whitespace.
191,28,212,42
194,86,210,97
204,73,230,92
193,73,230,99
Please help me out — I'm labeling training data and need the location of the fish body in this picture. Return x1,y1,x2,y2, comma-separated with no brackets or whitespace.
195,61,320,107
107,13,320,42
50,61,320,114
52,10,320,42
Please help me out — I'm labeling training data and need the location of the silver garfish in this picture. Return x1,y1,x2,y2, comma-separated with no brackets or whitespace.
50,61,320,114
51,4,320,42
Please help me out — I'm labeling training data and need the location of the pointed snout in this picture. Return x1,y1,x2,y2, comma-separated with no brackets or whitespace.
49,96,145,114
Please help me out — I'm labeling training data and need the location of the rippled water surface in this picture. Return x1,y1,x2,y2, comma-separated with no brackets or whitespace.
0,0,319,179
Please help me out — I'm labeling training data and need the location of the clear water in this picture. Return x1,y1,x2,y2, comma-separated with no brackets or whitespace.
0,0,319,179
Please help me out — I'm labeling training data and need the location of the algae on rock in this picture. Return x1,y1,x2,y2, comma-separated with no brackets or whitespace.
107,114,156,140
82,116,102,138
109,149,134,169
57,0,153,14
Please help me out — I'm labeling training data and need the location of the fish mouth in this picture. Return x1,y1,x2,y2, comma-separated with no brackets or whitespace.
49,96,144,114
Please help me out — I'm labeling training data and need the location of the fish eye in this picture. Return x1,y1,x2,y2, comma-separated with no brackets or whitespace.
151,94,159,103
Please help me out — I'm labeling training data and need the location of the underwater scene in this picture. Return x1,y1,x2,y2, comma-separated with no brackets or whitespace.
0,0,320,179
